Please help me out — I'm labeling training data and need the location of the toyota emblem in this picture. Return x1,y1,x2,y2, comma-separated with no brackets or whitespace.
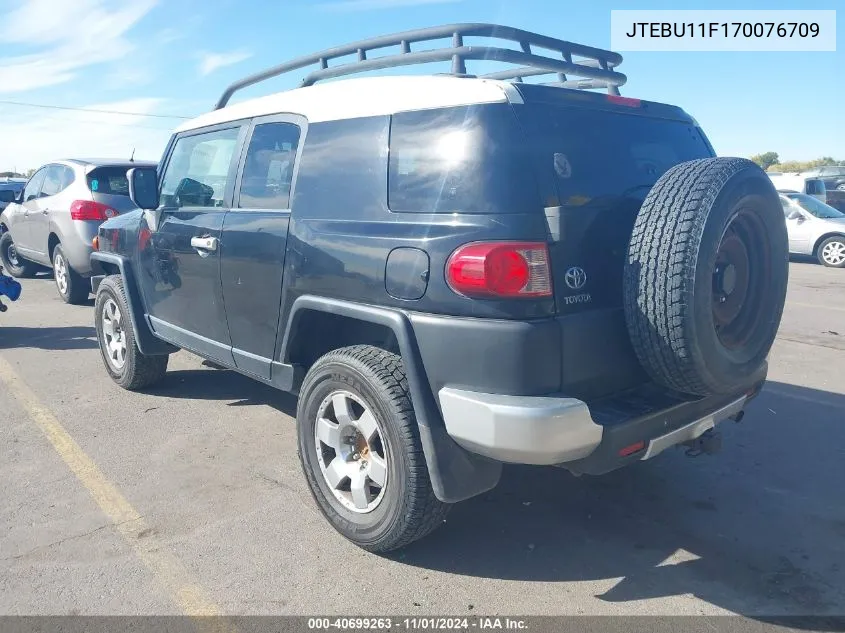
564,266,587,290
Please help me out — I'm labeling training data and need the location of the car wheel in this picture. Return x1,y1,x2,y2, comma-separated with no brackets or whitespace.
0,232,38,278
52,244,89,304
624,157,789,396
297,345,450,552
817,236,845,268
94,275,169,390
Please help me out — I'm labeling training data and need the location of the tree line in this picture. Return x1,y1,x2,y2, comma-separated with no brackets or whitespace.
750,152,844,173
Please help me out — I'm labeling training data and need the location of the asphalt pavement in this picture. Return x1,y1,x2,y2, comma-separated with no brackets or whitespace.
0,261,843,618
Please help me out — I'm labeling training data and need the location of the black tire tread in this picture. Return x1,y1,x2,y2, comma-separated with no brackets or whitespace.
624,157,757,395
0,232,38,278
95,275,168,390
300,345,449,552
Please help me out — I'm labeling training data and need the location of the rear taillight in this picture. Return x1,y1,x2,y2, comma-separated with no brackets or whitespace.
607,94,642,108
70,200,118,221
446,241,552,298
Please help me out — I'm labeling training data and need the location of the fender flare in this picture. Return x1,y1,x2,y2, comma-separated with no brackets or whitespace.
280,295,502,504
90,252,178,356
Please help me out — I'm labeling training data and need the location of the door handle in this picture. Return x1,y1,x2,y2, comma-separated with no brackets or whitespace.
190,236,218,252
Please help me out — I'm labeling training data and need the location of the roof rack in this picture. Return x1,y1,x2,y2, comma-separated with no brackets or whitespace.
214,23,626,109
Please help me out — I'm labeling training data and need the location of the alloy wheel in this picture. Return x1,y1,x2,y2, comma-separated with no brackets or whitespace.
101,297,128,371
314,390,388,513
54,251,68,295
821,241,845,266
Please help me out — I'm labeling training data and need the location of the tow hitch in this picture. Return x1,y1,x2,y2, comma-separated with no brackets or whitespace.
683,429,722,457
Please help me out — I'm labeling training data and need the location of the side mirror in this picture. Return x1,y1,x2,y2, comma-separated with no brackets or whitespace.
127,167,160,211
788,210,805,222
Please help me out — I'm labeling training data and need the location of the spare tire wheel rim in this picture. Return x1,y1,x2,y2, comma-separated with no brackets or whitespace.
711,209,769,350
315,390,388,514
821,240,845,266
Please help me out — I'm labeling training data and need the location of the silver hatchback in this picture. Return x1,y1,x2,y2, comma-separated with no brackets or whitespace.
0,159,155,303
779,191,845,268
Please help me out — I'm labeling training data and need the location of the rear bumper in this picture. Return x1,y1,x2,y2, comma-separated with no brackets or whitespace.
438,379,762,472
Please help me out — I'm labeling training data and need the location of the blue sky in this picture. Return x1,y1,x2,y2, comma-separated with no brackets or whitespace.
0,0,841,171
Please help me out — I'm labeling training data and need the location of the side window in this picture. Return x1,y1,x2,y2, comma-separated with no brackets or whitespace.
23,168,47,202
160,126,241,209
237,122,301,210
40,165,75,198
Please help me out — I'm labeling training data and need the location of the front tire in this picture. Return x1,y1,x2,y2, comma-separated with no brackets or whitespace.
297,345,450,552
94,275,169,390
53,244,89,304
817,236,845,268
0,232,38,278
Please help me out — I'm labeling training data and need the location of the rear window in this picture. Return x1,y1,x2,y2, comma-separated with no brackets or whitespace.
87,167,131,196
515,104,713,205
388,104,539,214
805,179,826,196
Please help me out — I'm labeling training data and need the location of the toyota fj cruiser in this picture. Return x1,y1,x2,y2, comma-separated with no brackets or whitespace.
90,24,789,552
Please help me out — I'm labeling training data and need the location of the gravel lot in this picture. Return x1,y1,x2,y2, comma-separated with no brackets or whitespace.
1,261,843,618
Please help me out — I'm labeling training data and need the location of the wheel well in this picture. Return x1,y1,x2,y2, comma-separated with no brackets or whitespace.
48,233,61,260
286,311,400,371
99,262,120,276
813,232,845,255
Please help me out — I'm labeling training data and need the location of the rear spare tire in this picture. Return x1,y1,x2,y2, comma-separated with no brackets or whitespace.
623,157,788,396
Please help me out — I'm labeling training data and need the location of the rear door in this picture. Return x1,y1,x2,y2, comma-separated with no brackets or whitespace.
138,123,247,364
31,163,75,258
221,116,303,380
513,99,714,398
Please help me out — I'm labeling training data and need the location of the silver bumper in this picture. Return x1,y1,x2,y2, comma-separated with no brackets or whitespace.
438,387,746,466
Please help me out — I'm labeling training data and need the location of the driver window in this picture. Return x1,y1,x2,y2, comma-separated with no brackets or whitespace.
160,126,241,209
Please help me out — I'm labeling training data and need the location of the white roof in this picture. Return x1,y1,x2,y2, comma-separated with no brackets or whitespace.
176,75,521,133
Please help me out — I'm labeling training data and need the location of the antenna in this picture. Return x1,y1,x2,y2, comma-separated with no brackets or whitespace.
130,148,136,162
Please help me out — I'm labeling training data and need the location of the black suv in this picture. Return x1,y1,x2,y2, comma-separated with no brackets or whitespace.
90,24,789,552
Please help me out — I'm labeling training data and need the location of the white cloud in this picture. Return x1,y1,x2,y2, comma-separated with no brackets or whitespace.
0,0,158,93
197,50,253,76
320,0,462,11
0,99,180,171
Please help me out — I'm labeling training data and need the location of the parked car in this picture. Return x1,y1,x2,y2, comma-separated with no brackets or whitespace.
779,191,845,267
824,188,845,214
0,180,25,213
89,24,787,552
0,159,155,303
767,172,827,203
802,165,845,191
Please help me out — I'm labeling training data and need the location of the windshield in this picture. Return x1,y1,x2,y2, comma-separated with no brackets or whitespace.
786,193,845,219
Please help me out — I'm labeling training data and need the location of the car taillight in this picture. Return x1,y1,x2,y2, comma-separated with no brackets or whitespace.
70,200,118,221
446,241,552,298
607,94,641,108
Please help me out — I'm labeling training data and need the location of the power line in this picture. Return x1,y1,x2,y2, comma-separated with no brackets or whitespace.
0,99,192,119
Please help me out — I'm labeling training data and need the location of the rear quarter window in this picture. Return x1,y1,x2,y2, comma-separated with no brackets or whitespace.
388,104,540,214
87,167,131,196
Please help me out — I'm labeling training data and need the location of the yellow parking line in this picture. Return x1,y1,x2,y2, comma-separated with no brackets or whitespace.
0,355,229,624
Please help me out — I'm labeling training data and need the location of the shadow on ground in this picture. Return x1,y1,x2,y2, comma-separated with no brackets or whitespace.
0,326,97,350
142,368,845,620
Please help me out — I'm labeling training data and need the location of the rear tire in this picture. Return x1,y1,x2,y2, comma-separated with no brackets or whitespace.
95,275,169,390
0,232,38,278
297,345,450,552
624,157,788,396
53,244,89,304
817,236,845,268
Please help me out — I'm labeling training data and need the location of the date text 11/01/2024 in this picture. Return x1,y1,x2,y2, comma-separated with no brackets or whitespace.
624,22,820,39
307,617,528,630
